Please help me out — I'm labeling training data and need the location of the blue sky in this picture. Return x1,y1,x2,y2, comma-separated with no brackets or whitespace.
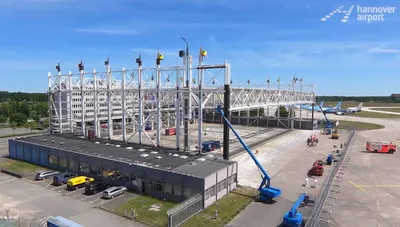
0,0,399,95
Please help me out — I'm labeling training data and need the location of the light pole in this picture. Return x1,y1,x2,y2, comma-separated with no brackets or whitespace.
291,74,299,129
179,37,191,152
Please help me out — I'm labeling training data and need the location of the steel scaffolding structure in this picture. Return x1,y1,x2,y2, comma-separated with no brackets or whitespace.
48,48,315,152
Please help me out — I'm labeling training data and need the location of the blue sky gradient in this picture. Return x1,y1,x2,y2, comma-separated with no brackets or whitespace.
0,0,399,95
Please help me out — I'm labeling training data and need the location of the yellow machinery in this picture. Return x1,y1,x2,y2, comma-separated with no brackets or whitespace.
331,129,339,139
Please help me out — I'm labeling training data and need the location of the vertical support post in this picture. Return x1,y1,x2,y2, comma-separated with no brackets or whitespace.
176,66,181,150
58,71,63,133
137,57,143,144
93,69,98,138
299,80,303,130
68,71,73,133
197,48,204,153
311,103,315,130
223,61,231,160
156,56,161,147
80,67,85,136
183,55,191,151
277,77,281,128
122,67,127,142
48,72,52,134
106,63,113,139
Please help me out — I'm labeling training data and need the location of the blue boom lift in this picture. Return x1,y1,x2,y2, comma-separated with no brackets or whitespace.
216,105,281,201
316,101,333,134
283,193,309,227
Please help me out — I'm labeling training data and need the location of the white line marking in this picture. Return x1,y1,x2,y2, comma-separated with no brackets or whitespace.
51,184,66,190
45,182,52,187
0,178,16,184
66,187,84,195
21,178,38,184
89,198,101,204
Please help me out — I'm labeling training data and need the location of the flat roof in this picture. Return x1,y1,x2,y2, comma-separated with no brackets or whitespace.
16,134,235,178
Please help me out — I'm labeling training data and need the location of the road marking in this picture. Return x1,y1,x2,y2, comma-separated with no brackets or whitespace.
66,187,85,195
0,178,16,184
81,193,98,201
348,180,367,192
357,185,400,187
22,178,38,184
45,182,52,187
51,184,66,190
89,198,101,204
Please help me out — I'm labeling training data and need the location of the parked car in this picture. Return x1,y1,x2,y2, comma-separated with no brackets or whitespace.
102,186,127,199
66,176,94,190
35,170,60,180
52,172,77,186
85,182,111,195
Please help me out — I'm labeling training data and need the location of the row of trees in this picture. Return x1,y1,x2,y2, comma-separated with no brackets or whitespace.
0,91,47,102
316,96,397,103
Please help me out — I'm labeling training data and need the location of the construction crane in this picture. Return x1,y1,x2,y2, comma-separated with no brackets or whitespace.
283,193,309,227
216,105,281,201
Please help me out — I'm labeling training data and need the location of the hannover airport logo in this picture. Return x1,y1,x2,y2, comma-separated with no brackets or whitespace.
321,5,396,23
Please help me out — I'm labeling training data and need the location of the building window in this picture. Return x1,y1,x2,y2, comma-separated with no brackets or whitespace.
165,184,182,196
229,173,237,184
117,173,130,183
48,155,58,165
103,169,115,179
148,180,163,192
183,187,194,198
59,158,68,168
79,162,90,173
205,185,216,200
68,160,76,171
217,179,227,192
90,165,102,176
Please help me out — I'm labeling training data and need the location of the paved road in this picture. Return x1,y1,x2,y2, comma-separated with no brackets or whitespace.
362,107,400,115
0,173,146,227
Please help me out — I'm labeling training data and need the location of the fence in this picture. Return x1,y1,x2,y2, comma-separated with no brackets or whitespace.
167,193,203,227
305,128,355,227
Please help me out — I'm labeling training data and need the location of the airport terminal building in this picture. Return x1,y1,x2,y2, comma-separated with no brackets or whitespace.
8,134,237,208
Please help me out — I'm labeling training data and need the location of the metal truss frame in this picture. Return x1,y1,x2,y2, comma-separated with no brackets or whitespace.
48,49,315,152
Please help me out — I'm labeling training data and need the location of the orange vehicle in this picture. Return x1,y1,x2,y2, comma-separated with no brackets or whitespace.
309,160,324,176
366,141,397,154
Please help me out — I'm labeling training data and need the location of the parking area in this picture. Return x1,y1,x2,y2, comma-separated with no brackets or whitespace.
21,171,136,207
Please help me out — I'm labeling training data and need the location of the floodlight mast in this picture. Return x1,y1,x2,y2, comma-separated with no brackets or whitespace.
180,37,192,152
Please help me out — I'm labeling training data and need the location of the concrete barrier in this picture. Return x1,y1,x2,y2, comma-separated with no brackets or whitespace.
0,169,23,178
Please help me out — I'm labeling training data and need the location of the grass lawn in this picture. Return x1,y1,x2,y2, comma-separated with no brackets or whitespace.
369,108,400,113
323,101,400,109
347,111,400,118
113,195,177,227
336,120,384,131
181,186,258,227
0,158,43,174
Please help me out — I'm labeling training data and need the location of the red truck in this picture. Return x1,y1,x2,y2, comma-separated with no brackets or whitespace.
309,160,324,176
366,141,397,154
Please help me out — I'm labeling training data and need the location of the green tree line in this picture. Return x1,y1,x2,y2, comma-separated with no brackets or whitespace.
316,96,396,102
0,91,48,127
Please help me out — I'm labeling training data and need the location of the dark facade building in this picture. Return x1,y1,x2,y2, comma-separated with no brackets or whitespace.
8,134,237,208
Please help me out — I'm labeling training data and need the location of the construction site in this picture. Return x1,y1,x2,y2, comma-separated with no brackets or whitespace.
5,48,382,227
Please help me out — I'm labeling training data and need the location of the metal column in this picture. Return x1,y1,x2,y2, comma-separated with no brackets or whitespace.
48,72,52,133
137,57,143,144
58,70,62,133
223,61,231,160
176,66,181,150
106,62,113,139
93,69,98,137
183,55,192,151
156,56,162,147
122,67,127,142
68,71,73,133
79,64,85,136
197,49,204,153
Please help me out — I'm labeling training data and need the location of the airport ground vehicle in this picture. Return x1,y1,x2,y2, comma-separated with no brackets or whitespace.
52,172,77,186
331,129,339,139
35,170,60,180
283,193,310,227
102,186,127,199
216,105,281,201
366,141,397,154
85,182,111,195
308,160,324,176
307,135,318,146
66,176,94,190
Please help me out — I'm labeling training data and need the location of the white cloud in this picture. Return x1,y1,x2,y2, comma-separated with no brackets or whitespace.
368,47,400,53
75,28,139,35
